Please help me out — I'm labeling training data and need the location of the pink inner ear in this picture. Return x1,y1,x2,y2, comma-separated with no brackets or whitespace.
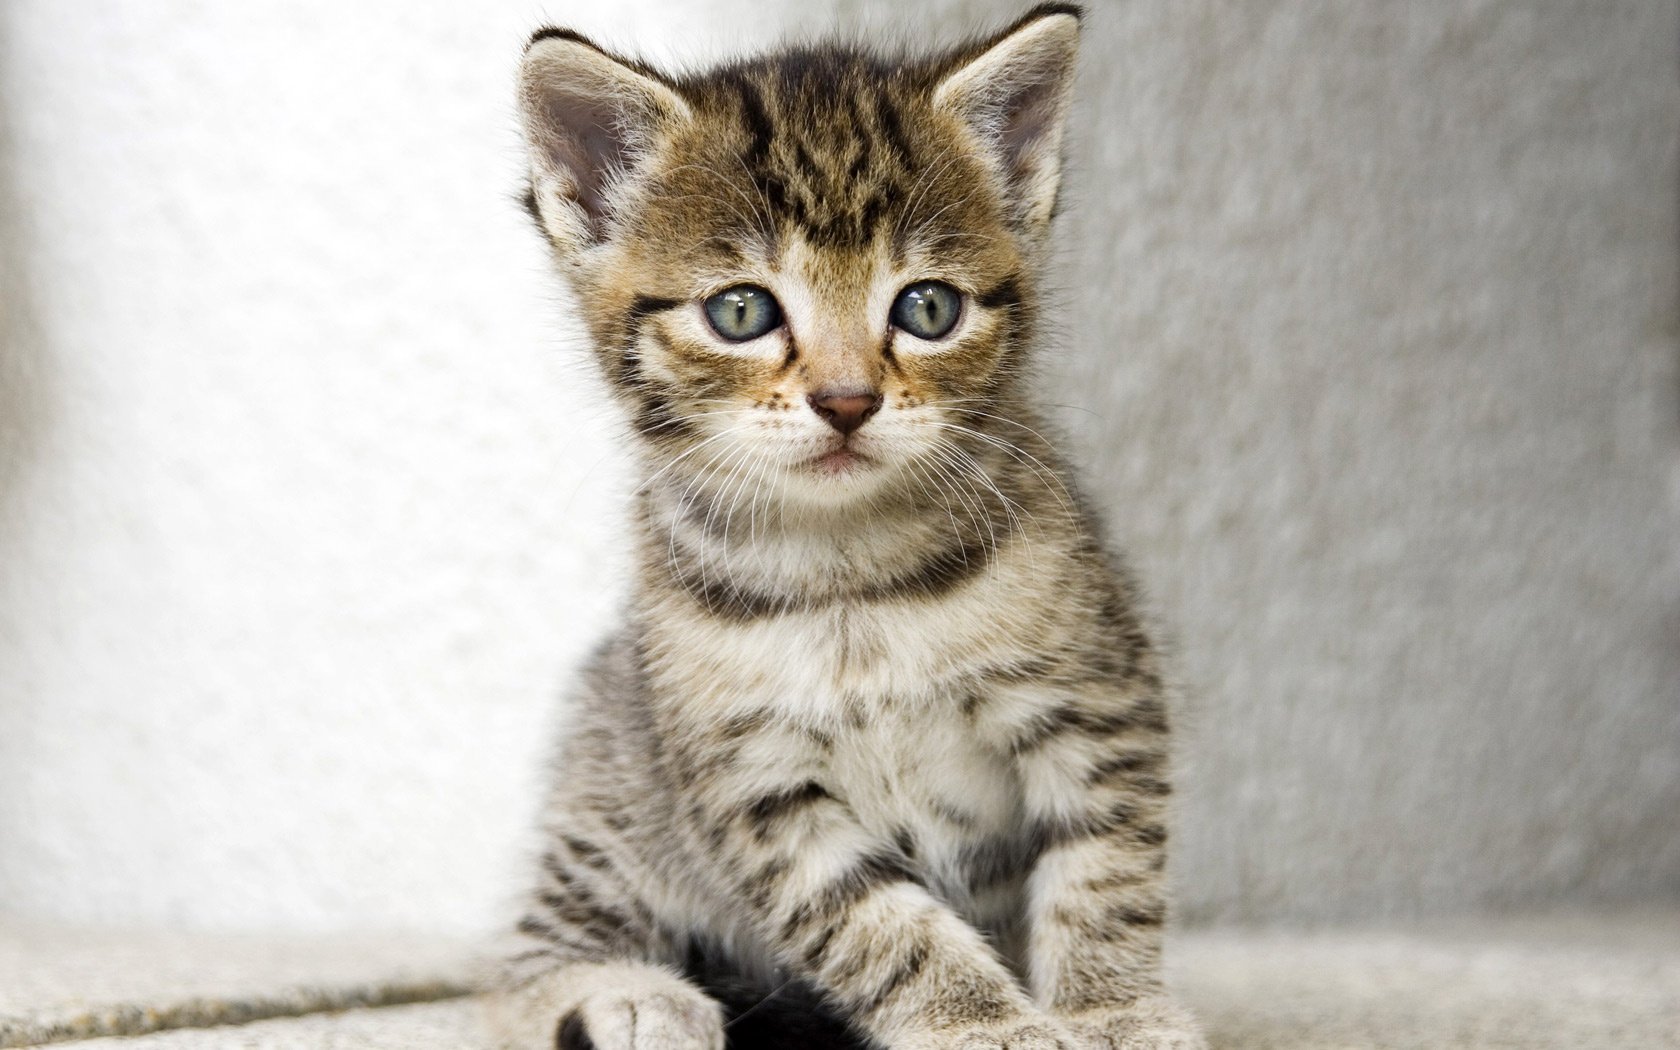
997,77,1061,184
536,86,636,237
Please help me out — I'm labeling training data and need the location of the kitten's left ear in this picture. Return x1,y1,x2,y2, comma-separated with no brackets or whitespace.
932,4,1082,234
517,28,691,253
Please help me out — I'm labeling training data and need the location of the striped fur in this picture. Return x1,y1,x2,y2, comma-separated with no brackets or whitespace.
496,6,1205,1050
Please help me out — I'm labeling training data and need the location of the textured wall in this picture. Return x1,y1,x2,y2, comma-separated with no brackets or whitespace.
1046,2,1680,921
1,2,1675,933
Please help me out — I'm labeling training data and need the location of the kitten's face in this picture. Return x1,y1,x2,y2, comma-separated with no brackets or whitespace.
519,10,1079,509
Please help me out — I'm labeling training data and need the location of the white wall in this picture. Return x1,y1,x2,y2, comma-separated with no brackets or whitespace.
0,1,737,934
2,1,1676,935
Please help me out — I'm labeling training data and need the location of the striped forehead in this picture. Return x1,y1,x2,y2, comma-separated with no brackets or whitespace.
683,51,926,250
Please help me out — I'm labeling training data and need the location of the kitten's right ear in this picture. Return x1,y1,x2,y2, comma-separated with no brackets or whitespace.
931,4,1081,236
517,29,690,252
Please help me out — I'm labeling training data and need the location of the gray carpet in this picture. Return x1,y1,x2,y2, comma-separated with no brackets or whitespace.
0,923,477,1047
5,910,1675,1048
1170,909,1680,1049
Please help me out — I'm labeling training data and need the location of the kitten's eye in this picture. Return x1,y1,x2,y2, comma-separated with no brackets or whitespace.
704,285,783,342
890,281,963,341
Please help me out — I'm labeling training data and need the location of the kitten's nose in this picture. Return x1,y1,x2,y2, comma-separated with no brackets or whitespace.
807,390,883,435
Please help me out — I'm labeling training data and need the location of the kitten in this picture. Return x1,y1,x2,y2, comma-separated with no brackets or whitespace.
493,5,1205,1050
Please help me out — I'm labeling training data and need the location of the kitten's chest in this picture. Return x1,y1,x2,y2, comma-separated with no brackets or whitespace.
653,584,1060,900
828,695,1019,836
665,584,1041,717
825,693,1028,918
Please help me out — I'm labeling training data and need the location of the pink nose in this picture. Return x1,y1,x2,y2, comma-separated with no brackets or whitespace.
807,390,883,435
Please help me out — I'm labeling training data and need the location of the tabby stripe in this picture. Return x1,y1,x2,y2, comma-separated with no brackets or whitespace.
516,914,587,948
746,780,835,839
1131,822,1168,847
717,710,770,739
846,145,870,182
745,856,791,910
687,577,793,620
1102,901,1166,928
856,191,890,243
977,275,1023,310
932,801,980,830
505,946,558,966
631,393,687,440
778,849,920,942
614,298,675,393
541,851,577,887
732,76,774,167
792,140,824,186
812,904,874,990
1085,750,1169,786
539,888,631,929
1008,701,1165,756
829,849,919,907
561,834,611,869
979,656,1056,684
892,826,917,862
627,295,681,329
802,922,836,968
963,838,1041,890
678,534,993,621
1037,803,1168,851
852,936,930,1017
1082,866,1154,895
541,868,592,907
516,914,555,940
1128,776,1173,797
674,484,727,538
873,92,914,170
876,535,993,600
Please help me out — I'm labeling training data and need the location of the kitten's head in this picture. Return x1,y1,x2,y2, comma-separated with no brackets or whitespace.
517,5,1080,509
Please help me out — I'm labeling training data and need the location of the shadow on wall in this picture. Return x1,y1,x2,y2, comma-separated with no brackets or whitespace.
0,17,58,855
0,23,55,563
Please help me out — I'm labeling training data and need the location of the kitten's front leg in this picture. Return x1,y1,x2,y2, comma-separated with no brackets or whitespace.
1017,697,1207,1050
693,752,1074,1050
489,832,726,1050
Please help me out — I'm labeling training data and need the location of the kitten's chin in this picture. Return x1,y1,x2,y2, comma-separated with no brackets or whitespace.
776,449,892,505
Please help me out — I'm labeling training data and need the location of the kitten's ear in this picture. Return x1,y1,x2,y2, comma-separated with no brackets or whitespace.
931,4,1081,233
517,29,690,252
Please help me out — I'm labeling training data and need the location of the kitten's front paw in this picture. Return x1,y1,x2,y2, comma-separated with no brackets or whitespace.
558,988,725,1050
1063,997,1207,1050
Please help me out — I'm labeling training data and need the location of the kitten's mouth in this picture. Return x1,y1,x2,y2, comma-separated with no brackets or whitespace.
810,447,871,476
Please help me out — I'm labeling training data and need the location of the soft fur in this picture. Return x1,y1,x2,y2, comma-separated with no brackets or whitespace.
494,6,1205,1050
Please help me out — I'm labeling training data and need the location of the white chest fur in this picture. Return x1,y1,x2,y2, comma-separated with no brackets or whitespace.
648,562,1062,909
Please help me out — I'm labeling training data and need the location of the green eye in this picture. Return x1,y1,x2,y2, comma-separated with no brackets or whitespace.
704,285,783,342
890,281,963,340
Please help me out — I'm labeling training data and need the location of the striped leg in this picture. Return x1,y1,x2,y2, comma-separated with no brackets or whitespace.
1025,834,1202,1050
684,734,1076,1050
1016,694,1206,1050
488,838,725,1050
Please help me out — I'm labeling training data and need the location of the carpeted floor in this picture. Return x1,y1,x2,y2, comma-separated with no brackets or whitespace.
4,910,1676,1048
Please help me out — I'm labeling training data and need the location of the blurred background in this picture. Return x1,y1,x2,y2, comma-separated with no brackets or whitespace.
1,0,1675,939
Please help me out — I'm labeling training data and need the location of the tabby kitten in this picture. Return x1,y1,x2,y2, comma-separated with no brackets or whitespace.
495,6,1204,1050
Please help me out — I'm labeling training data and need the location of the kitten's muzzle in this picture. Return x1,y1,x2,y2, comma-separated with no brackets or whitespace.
807,390,882,436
